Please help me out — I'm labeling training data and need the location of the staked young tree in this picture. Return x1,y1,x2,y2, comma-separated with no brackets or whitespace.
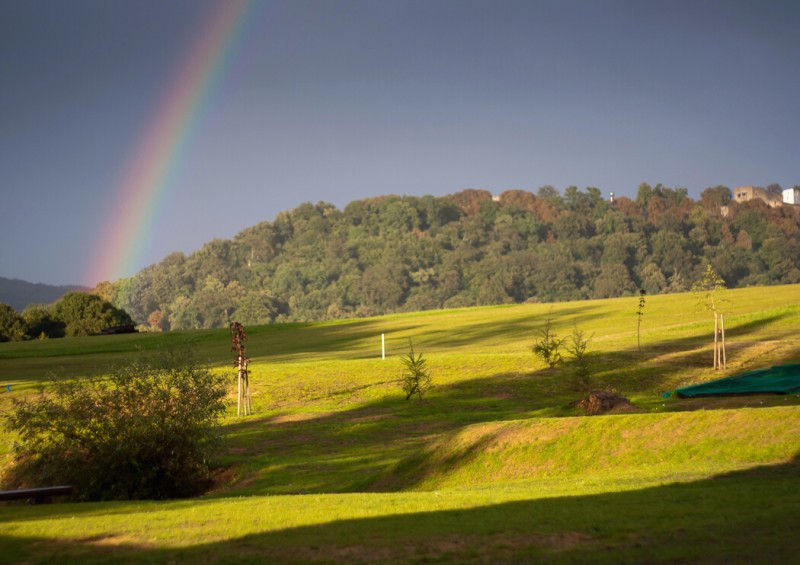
692,264,730,369
636,289,646,352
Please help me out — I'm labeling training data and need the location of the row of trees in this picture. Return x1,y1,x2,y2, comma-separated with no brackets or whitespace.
96,183,799,331
0,291,133,341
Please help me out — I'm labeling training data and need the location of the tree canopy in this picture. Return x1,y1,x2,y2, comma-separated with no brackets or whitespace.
96,186,800,330
0,291,133,340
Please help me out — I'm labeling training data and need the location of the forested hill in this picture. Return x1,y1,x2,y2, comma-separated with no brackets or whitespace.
103,184,800,331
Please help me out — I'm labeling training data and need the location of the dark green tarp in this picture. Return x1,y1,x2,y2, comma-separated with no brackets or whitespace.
676,364,800,398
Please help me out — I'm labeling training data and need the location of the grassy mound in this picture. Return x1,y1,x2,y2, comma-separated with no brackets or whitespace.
378,407,800,491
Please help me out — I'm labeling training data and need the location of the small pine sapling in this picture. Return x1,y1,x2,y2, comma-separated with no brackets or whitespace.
532,314,565,369
565,326,593,393
398,341,432,401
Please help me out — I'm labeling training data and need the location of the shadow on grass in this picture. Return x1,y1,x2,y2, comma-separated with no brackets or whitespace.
4,306,796,504
205,306,800,496
1,454,798,564
416,304,607,350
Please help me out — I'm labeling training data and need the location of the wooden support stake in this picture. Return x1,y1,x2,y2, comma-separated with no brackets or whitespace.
719,314,728,369
242,359,250,416
713,313,719,369
237,355,242,417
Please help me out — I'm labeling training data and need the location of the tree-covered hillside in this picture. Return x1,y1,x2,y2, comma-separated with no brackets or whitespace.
104,184,800,330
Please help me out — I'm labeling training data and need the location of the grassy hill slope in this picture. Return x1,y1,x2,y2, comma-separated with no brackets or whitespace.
0,285,798,563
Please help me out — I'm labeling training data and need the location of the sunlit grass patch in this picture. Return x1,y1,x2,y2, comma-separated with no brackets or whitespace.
0,284,799,563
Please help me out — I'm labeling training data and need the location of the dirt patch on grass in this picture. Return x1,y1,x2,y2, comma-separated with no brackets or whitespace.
82,534,145,547
208,464,240,490
348,414,391,423
605,403,645,414
271,412,335,424
269,532,595,563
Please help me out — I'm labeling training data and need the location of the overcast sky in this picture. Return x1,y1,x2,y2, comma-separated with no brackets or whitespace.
1,0,798,286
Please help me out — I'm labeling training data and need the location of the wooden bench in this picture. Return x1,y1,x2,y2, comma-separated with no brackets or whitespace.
0,486,73,504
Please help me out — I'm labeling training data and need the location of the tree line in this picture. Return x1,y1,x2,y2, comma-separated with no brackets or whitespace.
0,291,132,341
4,182,797,339
101,183,799,331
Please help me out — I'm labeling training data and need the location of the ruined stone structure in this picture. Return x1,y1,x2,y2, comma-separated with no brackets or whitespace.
733,186,783,208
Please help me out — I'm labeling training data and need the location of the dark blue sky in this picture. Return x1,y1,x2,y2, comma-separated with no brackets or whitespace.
1,0,798,286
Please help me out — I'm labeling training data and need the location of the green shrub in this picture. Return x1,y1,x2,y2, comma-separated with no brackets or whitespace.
3,348,228,500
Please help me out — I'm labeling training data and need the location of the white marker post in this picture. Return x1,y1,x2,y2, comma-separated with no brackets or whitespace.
382,333,385,360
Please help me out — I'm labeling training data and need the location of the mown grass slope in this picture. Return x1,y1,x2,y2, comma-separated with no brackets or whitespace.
1,285,799,563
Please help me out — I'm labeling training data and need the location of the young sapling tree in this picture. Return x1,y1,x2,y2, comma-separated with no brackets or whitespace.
636,288,646,352
692,265,730,369
565,325,593,393
398,341,432,401
231,321,251,416
532,313,565,369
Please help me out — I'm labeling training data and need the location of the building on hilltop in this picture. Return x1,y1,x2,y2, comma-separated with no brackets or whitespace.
733,186,783,208
783,187,800,205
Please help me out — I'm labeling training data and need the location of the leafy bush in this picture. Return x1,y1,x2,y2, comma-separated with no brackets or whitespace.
3,348,228,500
398,342,432,401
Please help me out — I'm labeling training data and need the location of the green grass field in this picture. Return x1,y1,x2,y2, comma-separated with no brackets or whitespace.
1,285,799,563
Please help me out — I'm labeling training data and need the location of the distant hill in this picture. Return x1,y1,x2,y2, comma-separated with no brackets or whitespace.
107,184,800,331
0,277,89,312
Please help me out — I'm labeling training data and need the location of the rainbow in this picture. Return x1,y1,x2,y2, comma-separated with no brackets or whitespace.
85,0,256,285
